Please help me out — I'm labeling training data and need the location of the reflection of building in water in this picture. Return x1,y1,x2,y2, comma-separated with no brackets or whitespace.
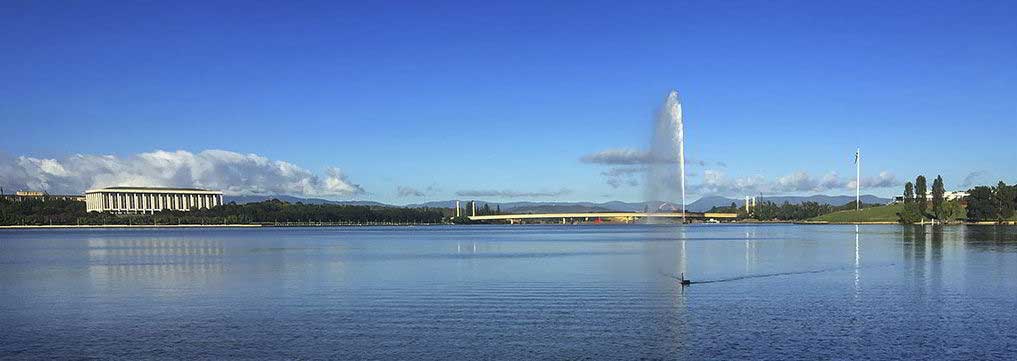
87,238,225,287
85,186,223,214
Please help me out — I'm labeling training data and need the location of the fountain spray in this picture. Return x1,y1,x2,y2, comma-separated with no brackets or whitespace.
671,91,686,223
646,90,687,224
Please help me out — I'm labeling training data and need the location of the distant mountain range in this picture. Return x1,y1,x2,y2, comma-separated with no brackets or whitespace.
224,195,391,207
689,194,891,212
409,195,889,213
226,194,891,213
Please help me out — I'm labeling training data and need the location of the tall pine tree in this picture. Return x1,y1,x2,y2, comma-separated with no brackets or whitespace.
995,181,1015,220
915,176,928,215
931,175,945,219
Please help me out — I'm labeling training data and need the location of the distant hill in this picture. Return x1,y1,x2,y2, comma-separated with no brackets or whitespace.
508,205,617,213
687,196,738,212
226,194,890,213
690,194,891,212
406,200,649,212
224,195,393,207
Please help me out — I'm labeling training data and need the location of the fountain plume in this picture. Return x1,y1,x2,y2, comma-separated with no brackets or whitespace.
646,90,686,222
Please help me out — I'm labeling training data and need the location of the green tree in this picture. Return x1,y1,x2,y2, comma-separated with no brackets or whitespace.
897,202,922,224
915,176,928,215
931,175,945,219
995,181,1015,220
904,182,914,203
941,200,965,221
966,186,995,220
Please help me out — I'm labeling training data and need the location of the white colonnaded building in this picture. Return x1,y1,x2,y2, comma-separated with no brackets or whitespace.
85,186,224,214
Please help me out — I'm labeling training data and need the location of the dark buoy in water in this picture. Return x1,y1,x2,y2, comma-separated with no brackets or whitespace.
679,272,691,286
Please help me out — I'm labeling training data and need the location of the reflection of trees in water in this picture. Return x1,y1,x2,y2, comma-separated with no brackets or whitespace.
900,225,1017,294
962,225,1017,252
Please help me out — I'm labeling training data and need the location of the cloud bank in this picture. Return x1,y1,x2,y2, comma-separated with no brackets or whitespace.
0,149,364,197
692,169,900,196
396,185,439,198
580,148,713,167
581,148,722,189
579,147,900,196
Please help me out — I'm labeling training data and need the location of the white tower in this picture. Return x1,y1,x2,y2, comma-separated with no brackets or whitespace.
855,148,861,211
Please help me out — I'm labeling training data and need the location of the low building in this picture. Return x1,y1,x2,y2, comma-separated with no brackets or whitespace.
85,186,224,214
892,190,969,203
0,190,85,202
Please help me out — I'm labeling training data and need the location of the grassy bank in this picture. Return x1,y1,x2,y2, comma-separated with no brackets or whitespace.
811,201,972,223
811,203,904,223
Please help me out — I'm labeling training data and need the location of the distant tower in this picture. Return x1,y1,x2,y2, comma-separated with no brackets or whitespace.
745,196,751,213
455,200,461,217
471,201,476,217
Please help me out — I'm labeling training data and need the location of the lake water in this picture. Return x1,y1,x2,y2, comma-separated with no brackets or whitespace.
2,224,1016,360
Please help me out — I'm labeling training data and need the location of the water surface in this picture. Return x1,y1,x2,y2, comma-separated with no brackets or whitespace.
2,224,1016,359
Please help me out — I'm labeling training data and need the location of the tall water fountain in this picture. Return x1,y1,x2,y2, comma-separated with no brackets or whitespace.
646,90,686,222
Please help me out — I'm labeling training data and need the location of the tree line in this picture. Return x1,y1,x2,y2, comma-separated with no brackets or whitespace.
897,175,1015,223
708,200,878,221
0,199,446,226
897,175,964,223
965,181,1016,222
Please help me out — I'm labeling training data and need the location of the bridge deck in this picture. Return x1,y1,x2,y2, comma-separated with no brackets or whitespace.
468,212,738,221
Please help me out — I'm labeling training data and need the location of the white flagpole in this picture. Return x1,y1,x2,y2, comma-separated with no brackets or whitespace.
855,148,860,211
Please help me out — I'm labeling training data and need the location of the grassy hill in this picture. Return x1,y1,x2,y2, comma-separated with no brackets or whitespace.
811,203,905,223
812,201,968,223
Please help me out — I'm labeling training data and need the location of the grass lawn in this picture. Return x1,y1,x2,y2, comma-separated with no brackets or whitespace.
812,201,969,223
812,203,904,223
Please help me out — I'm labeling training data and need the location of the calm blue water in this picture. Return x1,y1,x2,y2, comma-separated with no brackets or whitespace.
2,224,1016,360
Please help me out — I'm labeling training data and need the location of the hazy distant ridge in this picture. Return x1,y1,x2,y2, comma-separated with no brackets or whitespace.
225,194,890,213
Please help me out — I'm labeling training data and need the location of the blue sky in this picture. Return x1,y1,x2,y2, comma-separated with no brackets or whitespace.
1,0,1014,204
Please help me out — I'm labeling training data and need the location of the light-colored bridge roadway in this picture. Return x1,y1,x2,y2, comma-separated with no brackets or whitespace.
467,212,738,221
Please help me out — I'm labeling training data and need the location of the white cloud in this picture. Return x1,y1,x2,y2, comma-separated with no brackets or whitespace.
692,170,767,195
581,148,659,165
847,171,900,189
0,149,364,197
689,169,899,196
580,148,712,166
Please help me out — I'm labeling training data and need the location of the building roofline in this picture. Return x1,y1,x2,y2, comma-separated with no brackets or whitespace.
85,186,223,194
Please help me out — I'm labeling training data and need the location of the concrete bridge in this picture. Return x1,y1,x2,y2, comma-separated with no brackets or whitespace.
467,212,739,222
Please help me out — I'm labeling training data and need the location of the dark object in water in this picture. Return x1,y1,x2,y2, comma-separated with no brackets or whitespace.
679,272,691,286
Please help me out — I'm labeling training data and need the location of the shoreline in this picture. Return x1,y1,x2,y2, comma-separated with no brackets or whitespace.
0,224,264,229
2,221,1015,229
0,223,445,229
